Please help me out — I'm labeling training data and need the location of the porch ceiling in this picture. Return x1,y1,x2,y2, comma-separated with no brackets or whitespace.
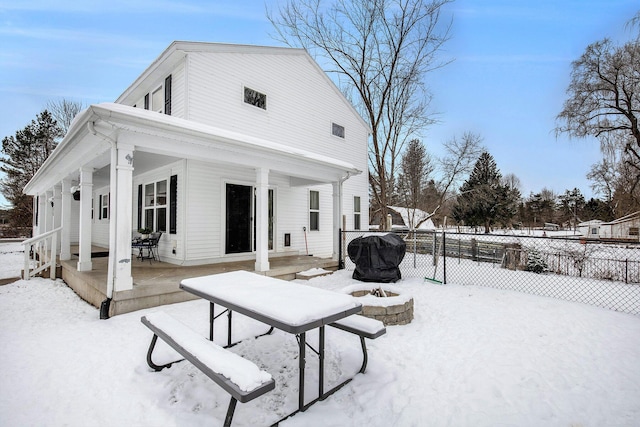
24,103,361,195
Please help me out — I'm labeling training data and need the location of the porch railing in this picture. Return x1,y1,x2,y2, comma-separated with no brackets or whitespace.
21,227,62,280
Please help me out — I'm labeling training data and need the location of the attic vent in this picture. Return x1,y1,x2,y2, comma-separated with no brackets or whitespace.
332,123,345,138
244,87,266,110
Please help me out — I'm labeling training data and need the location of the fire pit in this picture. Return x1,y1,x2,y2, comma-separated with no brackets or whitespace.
342,283,414,326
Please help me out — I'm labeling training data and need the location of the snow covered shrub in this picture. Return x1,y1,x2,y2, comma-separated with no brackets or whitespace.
526,249,548,274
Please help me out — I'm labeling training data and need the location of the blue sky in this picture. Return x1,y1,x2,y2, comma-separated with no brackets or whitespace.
0,0,638,209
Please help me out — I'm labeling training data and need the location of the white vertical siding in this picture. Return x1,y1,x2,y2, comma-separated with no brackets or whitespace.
186,49,369,243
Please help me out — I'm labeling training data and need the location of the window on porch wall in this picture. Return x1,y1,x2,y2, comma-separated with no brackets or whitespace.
144,180,167,232
309,190,319,231
99,193,109,220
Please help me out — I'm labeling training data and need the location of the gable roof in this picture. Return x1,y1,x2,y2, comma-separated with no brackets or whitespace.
388,206,435,229
115,41,370,134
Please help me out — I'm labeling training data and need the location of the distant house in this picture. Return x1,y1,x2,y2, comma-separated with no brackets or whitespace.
24,41,370,297
598,211,640,240
371,206,435,230
577,219,604,238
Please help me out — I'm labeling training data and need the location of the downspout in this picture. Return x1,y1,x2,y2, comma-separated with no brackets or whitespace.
336,172,351,268
88,121,117,319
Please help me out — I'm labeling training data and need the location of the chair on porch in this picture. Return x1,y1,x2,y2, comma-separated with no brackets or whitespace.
132,232,162,263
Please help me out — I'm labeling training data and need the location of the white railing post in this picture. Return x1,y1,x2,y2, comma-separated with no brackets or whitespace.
50,230,58,279
23,244,31,280
21,226,62,280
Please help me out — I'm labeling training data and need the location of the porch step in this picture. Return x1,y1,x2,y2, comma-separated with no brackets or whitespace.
295,268,333,280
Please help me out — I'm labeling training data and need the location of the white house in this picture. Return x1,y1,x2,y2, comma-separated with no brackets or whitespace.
387,206,435,230
597,211,640,240
24,41,370,312
577,219,604,238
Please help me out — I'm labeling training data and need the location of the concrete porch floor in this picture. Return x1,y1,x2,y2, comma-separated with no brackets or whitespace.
60,248,338,317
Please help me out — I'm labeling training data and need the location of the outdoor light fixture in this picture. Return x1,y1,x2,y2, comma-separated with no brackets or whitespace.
70,185,80,200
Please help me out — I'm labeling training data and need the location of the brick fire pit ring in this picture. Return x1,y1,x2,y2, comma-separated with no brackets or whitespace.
342,283,414,326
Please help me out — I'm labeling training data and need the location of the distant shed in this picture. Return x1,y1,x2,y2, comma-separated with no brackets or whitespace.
598,211,640,241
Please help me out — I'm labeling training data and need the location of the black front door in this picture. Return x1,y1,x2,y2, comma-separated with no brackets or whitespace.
226,184,252,254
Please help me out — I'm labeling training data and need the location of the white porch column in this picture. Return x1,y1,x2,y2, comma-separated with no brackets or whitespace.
255,167,270,272
36,193,47,236
60,179,72,260
77,167,94,272
44,190,53,234
332,181,343,261
53,184,62,252
108,143,134,293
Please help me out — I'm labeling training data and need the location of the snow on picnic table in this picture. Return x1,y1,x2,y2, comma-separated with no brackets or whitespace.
1,244,640,426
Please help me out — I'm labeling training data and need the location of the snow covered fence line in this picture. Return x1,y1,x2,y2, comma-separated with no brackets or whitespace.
341,230,640,316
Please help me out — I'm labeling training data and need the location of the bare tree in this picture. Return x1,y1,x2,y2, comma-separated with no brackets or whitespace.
556,37,640,190
46,99,84,136
501,173,521,193
435,131,484,206
268,0,452,229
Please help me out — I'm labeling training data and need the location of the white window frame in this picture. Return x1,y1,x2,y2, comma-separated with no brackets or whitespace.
309,190,320,231
101,193,109,220
243,86,267,110
143,179,168,232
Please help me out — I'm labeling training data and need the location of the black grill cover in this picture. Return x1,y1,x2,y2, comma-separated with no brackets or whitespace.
347,234,406,283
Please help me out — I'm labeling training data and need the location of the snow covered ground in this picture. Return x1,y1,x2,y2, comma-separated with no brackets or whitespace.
1,243,640,426
0,241,25,280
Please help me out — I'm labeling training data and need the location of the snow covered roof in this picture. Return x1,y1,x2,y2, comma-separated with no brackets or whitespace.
24,102,362,195
601,211,640,226
577,220,604,227
387,206,435,229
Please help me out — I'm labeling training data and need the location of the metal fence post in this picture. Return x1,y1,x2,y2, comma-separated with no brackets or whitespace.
338,228,344,270
443,230,447,284
413,230,417,268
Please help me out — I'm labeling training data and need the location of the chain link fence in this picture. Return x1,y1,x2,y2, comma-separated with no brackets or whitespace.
340,230,640,316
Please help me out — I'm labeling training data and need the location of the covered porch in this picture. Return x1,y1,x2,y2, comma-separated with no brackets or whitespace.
24,103,360,317
61,247,339,317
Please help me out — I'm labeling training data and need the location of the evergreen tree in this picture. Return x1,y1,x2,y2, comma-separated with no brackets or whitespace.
397,139,434,227
557,188,586,228
0,110,62,228
452,152,518,233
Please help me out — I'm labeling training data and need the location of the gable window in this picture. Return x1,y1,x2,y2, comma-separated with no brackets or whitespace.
332,123,345,138
244,87,266,110
144,93,149,110
309,190,320,231
354,196,361,230
590,227,598,235
144,180,167,232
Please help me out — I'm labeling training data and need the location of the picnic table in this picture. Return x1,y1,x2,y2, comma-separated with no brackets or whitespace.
179,270,364,418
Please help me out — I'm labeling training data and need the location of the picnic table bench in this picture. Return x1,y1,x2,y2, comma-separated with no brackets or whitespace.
329,314,386,373
141,311,275,427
